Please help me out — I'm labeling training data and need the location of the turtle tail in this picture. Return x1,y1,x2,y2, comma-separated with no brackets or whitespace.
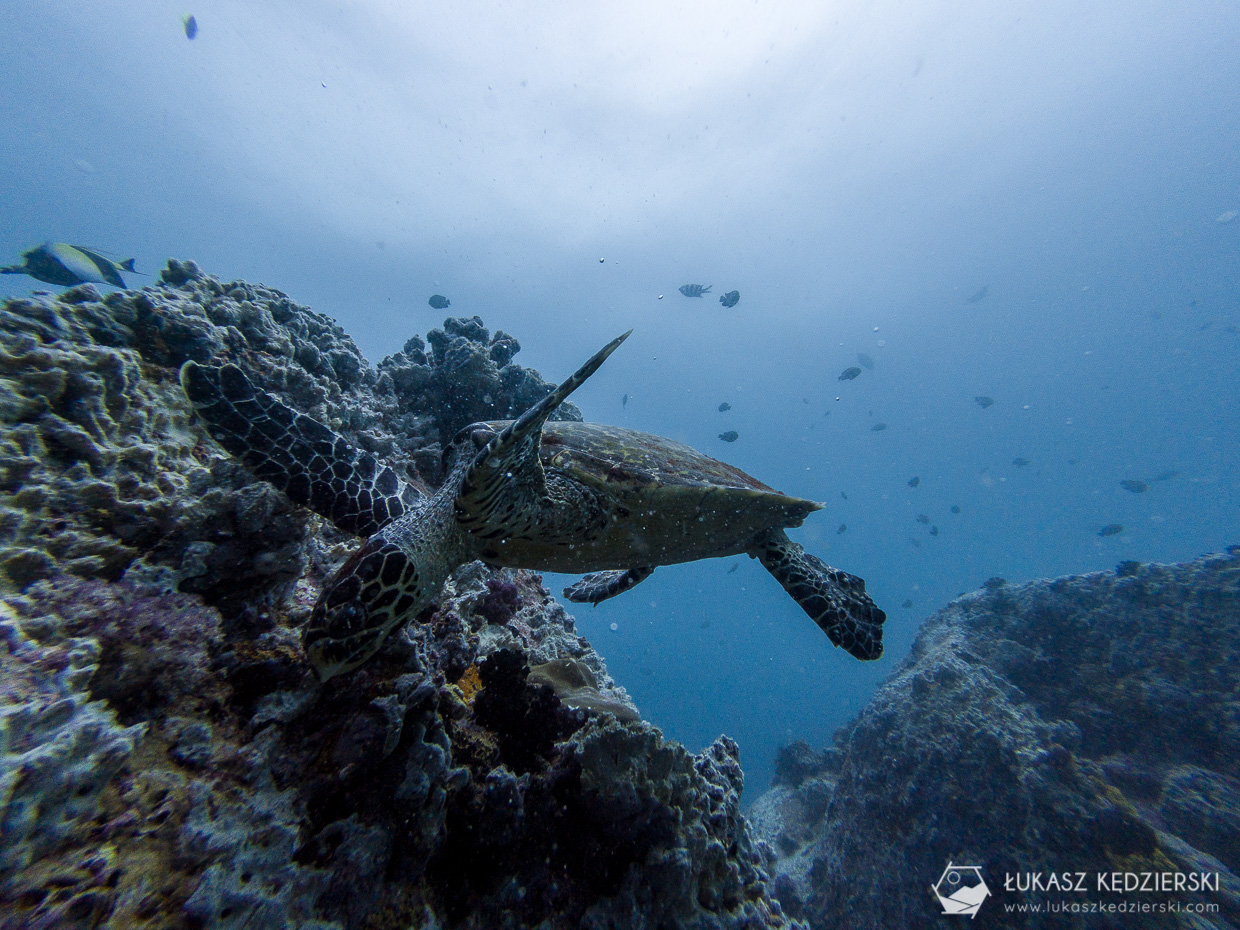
750,529,885,660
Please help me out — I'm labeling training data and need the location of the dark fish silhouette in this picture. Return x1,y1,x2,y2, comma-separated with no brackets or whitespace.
726,563,739,574
1120,480,1148,493
1098,524,1125,537
183,14,198,39
838,366,862,381
871,423,887,432
679,284,711,297
1,242,139,288
857,352,875,370
929,526,939,536
837,524,847,534
966,285,989,304
916,514,930,524
974,396,994,409
1153,470,1179,482
718,402,731,412
428,294,450,309
902,599,913,609
840,491,848,499
718,430,739,442
1012,457,1030,467
718,290,740,308
950,505,961,514
908,476,920,488
622,393,629,408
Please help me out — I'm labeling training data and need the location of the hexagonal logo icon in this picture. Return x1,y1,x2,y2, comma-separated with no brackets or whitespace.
932,862,990,917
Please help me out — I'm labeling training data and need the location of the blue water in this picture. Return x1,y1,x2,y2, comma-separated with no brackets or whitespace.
3,0,1237,796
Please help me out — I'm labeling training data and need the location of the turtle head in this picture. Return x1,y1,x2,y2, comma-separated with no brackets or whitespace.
302,535,431,681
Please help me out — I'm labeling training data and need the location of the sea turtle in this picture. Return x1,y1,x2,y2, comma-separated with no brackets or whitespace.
181,331,885,680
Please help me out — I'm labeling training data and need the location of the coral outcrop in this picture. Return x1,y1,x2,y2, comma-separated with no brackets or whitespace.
0,266,796,929
751,550,1240,929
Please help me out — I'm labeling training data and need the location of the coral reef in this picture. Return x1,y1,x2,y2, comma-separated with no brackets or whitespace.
0,266,795,929
751,551,1240,929
0,261,577,607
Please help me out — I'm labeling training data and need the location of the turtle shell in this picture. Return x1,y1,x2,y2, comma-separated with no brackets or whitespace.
490,421,822,572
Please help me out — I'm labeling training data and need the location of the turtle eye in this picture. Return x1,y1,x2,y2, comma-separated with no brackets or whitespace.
469,425,497,449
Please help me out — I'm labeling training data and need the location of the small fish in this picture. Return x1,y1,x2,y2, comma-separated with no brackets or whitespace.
838,366,862,381
916,514,930,524
837,524,847,534
1012,457,1030,467
908,476,920,488
929,526,939,536
679,284,712,298
726,563,739,574
910,538,922,549
870,423,887,431
1098,524,1125,537
902,599,913,609
974,396,994,409
1153,470,1179,482
966,285,989,304
857,352,875,371
428,294,450,310
1,242,139,288
718,290,740,308
718,430,739,442
950,505,961,514
840,491,848,500
183,14,198,39
1119,479,1148,493
717,402,731,412
622,393,629,408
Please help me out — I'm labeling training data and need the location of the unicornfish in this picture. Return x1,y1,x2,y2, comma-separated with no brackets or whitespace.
1,242,140,288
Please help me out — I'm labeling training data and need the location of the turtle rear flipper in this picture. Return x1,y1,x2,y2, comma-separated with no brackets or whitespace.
563,567,654,604
181,362,415,536
456,330,631,539
750,529,885,660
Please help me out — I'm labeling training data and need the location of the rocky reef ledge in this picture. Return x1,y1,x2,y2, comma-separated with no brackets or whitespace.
751,550,1240,929
0,263,800,929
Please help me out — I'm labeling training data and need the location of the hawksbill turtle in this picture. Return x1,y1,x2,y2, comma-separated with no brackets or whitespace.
181,332,885,680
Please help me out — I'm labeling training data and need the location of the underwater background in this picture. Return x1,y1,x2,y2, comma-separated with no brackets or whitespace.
2,0,1237,801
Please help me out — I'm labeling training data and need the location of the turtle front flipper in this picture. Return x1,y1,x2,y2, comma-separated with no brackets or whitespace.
181,362,415,536
456,331,631,539
749,529,885,660
563,567,654,604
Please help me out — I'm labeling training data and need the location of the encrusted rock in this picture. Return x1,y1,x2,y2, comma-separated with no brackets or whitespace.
752,550,1240,929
